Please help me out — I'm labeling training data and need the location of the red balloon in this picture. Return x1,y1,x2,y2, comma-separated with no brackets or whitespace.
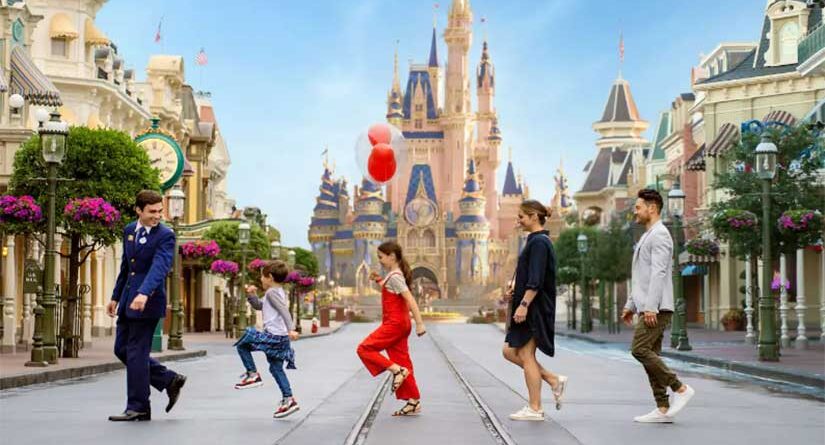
367,123,392,146
367,143,397,183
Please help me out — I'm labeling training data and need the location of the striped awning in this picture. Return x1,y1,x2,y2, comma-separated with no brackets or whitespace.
10,46,62,106
706,123,739,157
763,110,797,127
686,144,706,171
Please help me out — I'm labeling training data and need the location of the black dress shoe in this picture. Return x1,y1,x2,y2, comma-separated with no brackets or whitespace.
165,374,187,413
108,410,151,421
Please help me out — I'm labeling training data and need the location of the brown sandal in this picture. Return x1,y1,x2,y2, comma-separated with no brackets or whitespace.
392,400,421,416
391,367,409,392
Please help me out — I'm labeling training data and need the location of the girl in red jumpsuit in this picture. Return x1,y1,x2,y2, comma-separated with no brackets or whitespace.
356,241,427,416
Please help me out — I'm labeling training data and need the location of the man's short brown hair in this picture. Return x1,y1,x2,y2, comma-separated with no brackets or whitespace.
135,190,163,211
637,188,663,214
263,260,289,283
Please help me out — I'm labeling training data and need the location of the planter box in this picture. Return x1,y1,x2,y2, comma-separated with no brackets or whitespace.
320,307,330,327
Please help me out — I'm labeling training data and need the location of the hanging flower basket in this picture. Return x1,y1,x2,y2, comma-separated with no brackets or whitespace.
686,238,720,257
209,259,239,278
0,195,43,234
180,239,221,260
247,258,268,271
63,197,120,228
777,209,823,248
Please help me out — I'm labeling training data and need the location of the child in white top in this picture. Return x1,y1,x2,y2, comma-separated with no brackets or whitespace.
233,260,301,419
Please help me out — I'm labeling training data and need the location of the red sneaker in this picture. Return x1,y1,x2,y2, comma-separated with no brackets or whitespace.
234,372,263,390
273,397,299,418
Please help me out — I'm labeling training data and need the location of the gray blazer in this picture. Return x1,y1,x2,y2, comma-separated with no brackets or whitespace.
625,220,674,314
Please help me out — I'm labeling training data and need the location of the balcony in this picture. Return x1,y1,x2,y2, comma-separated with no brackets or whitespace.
798,22,825,76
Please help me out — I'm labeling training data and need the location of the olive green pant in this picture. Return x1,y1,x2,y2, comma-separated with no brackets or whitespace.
630,312,683,408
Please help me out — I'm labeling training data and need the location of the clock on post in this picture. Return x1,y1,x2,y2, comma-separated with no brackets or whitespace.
135,118,184,192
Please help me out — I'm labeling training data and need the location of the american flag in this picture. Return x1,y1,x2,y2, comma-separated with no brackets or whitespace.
619,31,624,63
196,48,208,66
154,18,162,43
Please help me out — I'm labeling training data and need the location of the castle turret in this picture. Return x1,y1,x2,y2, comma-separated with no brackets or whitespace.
455,159,490,284
309,162,339,278
427,25,440,111
475,40,501,238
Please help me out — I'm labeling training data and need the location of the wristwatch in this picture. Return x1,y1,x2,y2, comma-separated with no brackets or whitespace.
519,300,529,308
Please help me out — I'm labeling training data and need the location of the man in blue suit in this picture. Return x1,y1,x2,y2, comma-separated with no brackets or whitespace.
107,190,187,421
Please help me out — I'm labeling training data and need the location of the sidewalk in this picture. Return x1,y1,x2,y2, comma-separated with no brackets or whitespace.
0,319,346,390
495,321,825,388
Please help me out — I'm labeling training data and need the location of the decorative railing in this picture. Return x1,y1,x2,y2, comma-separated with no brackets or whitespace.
799,21,825,65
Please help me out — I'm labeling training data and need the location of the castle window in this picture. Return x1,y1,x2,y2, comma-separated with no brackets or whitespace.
415,104,423,112
415,119,423,129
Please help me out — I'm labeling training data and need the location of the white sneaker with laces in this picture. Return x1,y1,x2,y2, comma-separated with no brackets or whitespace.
633,408,673,423
509,405,544,421
666,384,695,418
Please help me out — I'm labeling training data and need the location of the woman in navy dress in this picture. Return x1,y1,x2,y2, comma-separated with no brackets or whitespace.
503,200,568,421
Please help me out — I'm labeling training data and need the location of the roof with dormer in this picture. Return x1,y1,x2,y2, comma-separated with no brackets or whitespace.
403,68,438,120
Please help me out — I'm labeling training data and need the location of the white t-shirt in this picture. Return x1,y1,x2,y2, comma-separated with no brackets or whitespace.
261,286,291,336
382,273,409,294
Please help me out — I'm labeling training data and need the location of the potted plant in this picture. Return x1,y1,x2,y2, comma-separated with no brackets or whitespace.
180,239,221,269
0,194,44,234
720,308,744,331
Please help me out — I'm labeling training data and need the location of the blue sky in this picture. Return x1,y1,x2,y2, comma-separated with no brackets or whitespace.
96,0,766,248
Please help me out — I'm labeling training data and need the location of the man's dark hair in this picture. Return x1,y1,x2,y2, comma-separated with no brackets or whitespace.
637,188,663,213
263,260,289,283
135,190,163,211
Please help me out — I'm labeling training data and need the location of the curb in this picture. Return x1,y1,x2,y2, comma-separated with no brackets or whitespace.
1,350,206,391
295,321,349,341
500,324,825,389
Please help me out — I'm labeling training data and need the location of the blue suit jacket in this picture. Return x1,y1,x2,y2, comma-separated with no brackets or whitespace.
111,221,175,320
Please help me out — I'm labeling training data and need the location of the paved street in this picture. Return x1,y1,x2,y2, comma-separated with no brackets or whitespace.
2,323,823,445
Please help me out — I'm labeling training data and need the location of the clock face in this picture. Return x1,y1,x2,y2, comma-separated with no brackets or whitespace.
136,135,183,190
405,197,437,227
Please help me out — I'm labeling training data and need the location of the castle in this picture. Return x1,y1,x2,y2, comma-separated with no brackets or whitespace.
308,0,571,300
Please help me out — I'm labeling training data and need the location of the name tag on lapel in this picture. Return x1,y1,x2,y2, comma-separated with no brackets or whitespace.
127,234,134,241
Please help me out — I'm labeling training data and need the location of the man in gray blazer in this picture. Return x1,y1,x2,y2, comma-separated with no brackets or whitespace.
621,189,695,423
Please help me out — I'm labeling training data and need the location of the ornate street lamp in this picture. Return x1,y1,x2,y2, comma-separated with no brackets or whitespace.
237,221,251,330
167,184,185,350
26,111,68,367
755,133,779,361
270,240,281,260
577,233,591,333
668,184,691,351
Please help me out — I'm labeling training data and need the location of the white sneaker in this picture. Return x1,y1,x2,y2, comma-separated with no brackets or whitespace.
509,406,544,421
633,408,673,423
666,384,695,418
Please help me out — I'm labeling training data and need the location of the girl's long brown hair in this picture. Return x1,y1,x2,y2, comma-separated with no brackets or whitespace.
378,241,412,287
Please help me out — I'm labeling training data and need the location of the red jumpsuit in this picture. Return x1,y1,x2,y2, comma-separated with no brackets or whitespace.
356,272,420,400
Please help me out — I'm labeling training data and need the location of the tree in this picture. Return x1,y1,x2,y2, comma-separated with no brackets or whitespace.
202,221,270,266
10,127,160,357
293,247,319,277
592,219,633,332
711,125,823,259
556,226,599,330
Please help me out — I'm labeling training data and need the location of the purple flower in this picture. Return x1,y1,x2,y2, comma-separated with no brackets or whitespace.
63,197,120,228
0,195,44,224
210,259,239,276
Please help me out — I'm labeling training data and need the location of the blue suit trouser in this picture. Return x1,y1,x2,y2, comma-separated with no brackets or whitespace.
114,318,177,412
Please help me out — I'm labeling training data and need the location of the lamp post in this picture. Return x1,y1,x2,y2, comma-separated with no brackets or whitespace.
577,233,590,333
755,133,779,361
270,240,281,261
167,184,185,350
237,221,250,330
668,184,691,351
26,111,68,367
287,250,301,333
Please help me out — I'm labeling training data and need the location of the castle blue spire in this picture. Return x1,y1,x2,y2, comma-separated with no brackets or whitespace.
428,26,438,67
502,160,520,196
